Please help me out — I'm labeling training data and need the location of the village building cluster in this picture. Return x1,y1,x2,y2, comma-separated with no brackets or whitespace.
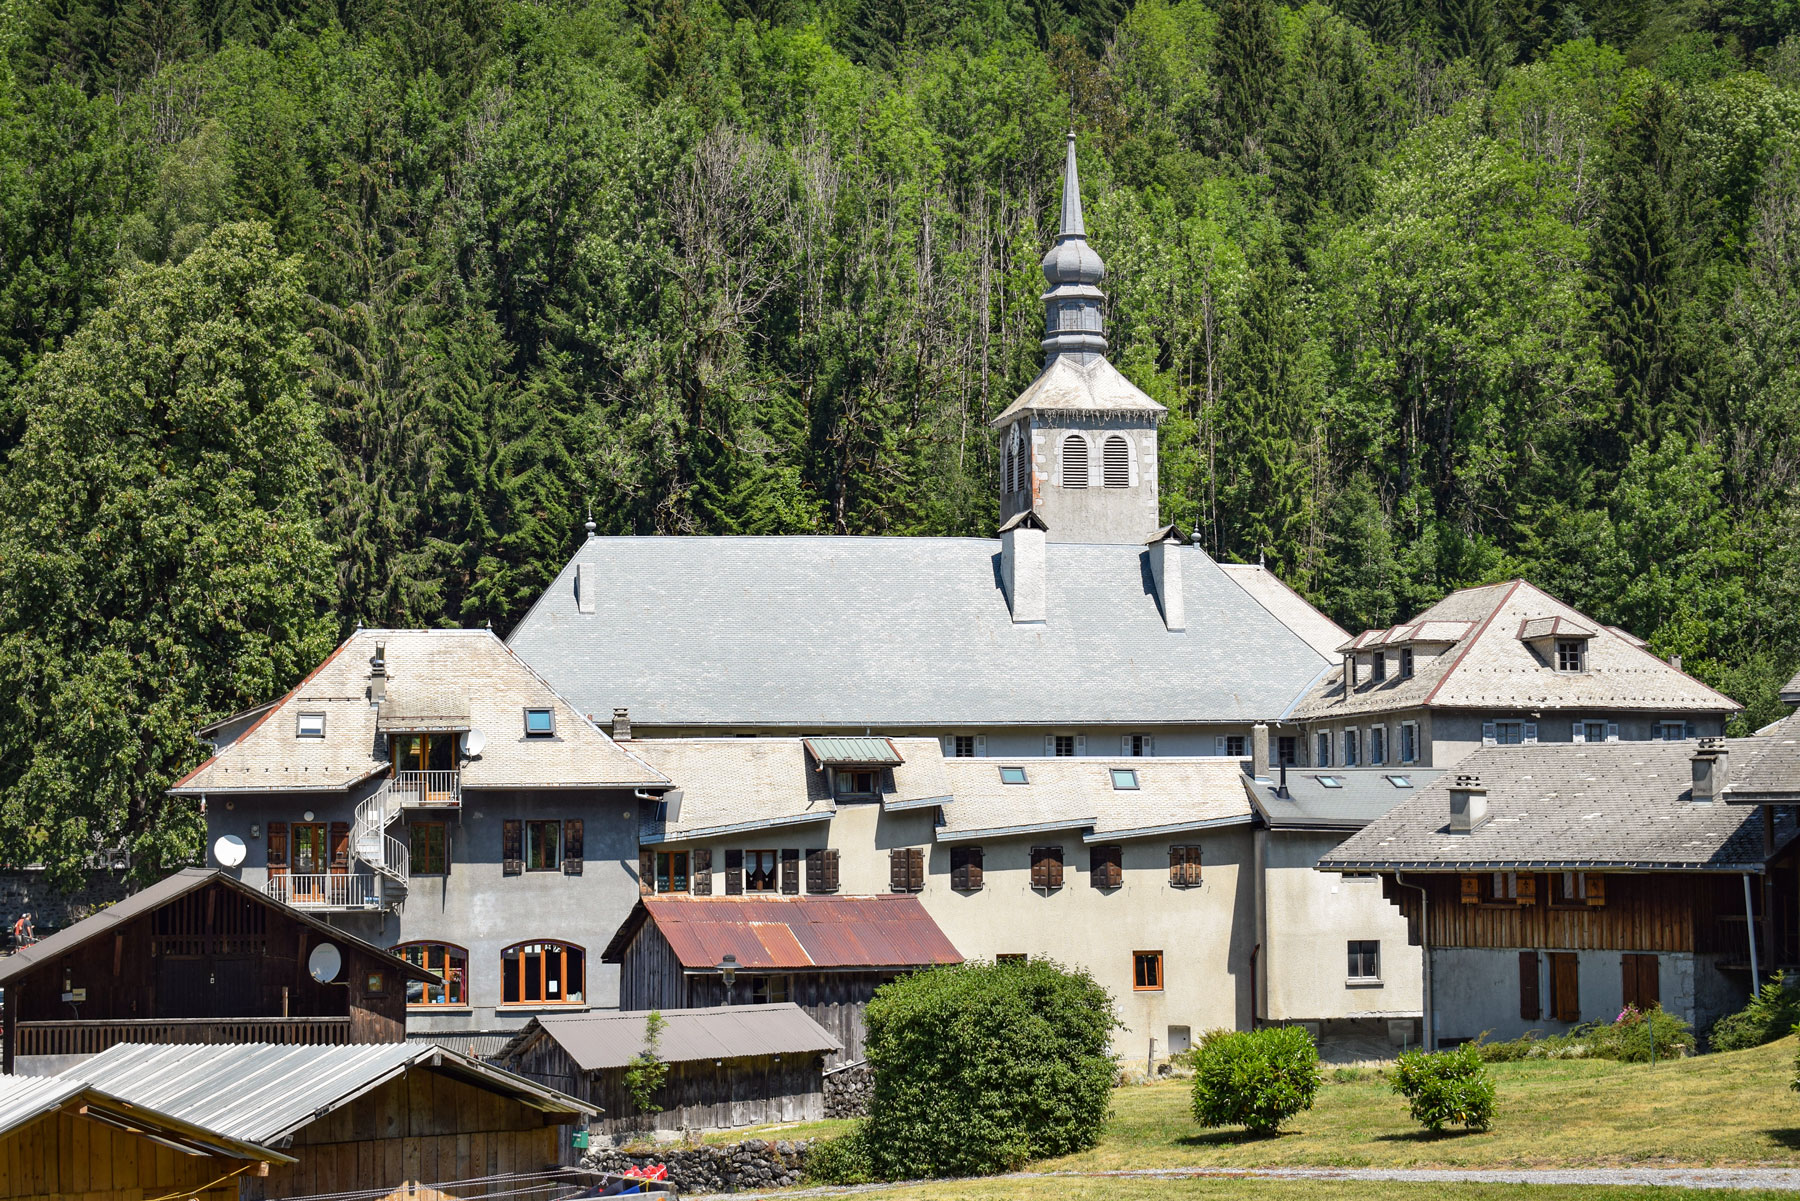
0,133,1792,1199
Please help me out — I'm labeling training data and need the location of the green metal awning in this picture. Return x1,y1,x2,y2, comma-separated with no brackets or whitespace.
804,737,904,767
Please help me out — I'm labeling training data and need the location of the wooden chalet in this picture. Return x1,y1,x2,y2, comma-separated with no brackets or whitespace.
602,895,962,1062
0,869,439,1074
498,1005,840,1135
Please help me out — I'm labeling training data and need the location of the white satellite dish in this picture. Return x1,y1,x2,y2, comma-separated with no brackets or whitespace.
462,728,486,758
308,942,342,985
212,834,247,868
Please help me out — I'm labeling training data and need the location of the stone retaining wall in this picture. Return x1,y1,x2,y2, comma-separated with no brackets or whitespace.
581,1139,811,1194
0,869,130,935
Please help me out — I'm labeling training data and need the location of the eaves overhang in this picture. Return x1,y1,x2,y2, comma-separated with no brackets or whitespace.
640,810,835,846
1083,813,1254,843
934,817,1095,843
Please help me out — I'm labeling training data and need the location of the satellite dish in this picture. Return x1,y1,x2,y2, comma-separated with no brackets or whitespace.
462,728,486,758
212,835,247,868
308,942,342,985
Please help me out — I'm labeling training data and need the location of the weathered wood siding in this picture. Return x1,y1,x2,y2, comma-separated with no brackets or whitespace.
616,923,688,1012
0,1108,241,1201
1385,873,1754,953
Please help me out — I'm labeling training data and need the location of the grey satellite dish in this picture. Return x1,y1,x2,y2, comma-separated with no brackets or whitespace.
213,834,247,868
308,942,342,985
462,728,486,758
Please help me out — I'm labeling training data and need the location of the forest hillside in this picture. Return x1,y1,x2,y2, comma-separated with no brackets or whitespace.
2,0,1799,879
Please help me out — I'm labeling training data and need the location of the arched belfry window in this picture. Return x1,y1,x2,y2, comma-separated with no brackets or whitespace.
1062,434,1089,489
1103,435,1130,488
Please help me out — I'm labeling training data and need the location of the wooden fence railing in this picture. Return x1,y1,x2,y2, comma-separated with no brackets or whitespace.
17,1016,353,1056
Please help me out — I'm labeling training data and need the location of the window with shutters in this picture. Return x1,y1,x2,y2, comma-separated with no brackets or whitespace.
267,822,289,872
1550,871,1604,908
780,848,801,894
1549,952,1580,1022
1030,845,1064,891
889,847,925,893
410,823,447,875
1343,729,1360,767
501,940,584,1006
525,821,560,871
951,846,984,891
1580,720,1608,744
1347,940,1380,981
1491,721,1525,745
1053,735,1075,757
1089,845,1122,889
1061,435,1089,488
1123,734,1153,757
1102,435,1130,488
692,848,713,895
806,848,841,893
502,820,523,876
655,851,688,893
399,942,467,1008
1400,722,1419,764
1316,732,1331,767
1660,721,1687,741
1369,726,1386,766
1224,735,1246,757
1133,951,1163,991
1519,951,1541,1020
725,849,745,895
1168,845,1202,888
953,735,976,758
745,850,778,893
563,819,584,875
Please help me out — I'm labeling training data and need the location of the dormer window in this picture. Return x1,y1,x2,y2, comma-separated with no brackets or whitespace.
834,770,878,799
296,712,326,739
1061,435,1089,489
1371,653,1387,683
524,708,555,737
1400,648,1414,679
1346,656,1358,688
1555,639,1585,672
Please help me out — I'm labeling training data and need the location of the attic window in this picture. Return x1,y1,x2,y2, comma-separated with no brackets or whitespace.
1371,653,1387,683
1386,775,1413,788
999,766,1029,785
1110,768,1139,790
1102,436,1129,488
1400,648,1415,678
296,712,326,740
524,708,556,737
1555,639,1585,672
1315,775,1342,789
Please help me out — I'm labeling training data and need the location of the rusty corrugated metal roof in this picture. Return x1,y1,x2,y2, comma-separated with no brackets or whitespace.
603,895,961,970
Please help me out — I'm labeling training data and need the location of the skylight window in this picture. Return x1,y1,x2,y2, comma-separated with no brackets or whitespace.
1110,768,1140,790
523,707,556,737
999,766,1029,785
1315,775,1342,789
296,712,326,739
1386,775,1413,788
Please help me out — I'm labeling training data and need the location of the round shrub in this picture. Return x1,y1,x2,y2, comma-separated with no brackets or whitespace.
1392,1043,1496,1132
861,959,1120,1178
1189,1025,1321,1134
805,1125,875,1185
1711,972,1800,1052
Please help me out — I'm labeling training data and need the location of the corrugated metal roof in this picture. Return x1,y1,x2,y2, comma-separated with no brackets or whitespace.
406,1031,518,1061
804,737,903,766
502,1005,841,1072
0,869,439,989
602,895,962,970
0,1076,294,1163
61,1041,593,1142
0,1076,85,1136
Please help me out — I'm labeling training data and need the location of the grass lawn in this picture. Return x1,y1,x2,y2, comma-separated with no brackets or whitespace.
800,1180,1800,1201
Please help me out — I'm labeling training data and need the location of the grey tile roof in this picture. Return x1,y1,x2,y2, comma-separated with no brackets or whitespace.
498,1005,841,1073
170,629,667,795
1724,711,1800,802
1247,767,1447,830
989,355,1166,424
936,757,1252,843
1319,740,1798,872
1217,564,1349,659
506,539,1330,727
1783,667,1800,704
1291,580,1739,720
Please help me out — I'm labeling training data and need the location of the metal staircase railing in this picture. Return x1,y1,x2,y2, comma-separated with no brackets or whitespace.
352,786,409,888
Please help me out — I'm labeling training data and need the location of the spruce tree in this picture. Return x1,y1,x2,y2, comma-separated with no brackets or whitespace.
1437,0,1504,83
1211,0,1281,169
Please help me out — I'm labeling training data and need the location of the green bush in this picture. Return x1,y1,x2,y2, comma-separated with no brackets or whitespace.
805,1125,875,1185
1391,1043,1496,1131
1710,972,1800,1052
1189,1025,1321,1134
860,959,1120,1179
1589,1005,1695,1062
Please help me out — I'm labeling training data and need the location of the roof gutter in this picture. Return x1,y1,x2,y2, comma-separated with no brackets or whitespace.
640,810,835,846
936,817,1095,843
1081,813,1254,844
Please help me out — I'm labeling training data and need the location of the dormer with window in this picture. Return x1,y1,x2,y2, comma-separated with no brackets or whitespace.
804,736,903,802
1518,616,1594,673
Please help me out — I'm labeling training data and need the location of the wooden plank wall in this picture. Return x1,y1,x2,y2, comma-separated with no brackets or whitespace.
1386,873,1747,952
683,972,892,1063
616,924,689,1012
0,1108,243,1201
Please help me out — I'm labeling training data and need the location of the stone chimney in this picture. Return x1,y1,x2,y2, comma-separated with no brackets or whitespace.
368,641,387,705
1000,511,1048,625
1251,723,1270,781
1691,737,1726,803
1448,774,1489,834
612,707,632,741
1146,526,1187,632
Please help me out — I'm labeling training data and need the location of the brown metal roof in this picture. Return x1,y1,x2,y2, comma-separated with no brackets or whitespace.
601,895,962,970
498,1005,842,1072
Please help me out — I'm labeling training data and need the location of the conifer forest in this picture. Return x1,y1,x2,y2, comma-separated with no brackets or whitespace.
2,0,1800,879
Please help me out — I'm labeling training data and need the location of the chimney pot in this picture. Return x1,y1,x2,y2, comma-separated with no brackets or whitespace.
612,707,632,740
1448,774,1489,835
1669,653,1683,670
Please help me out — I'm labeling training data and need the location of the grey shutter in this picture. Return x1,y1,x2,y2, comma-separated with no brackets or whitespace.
1523,722,1538,744
1075,735,1086,756
725,848,744,895
1605,722,1620,742
1571,721,1585,744
1215,736,1227,757
1482,722,1498,747
974,735,986,756
1044,735,1056,756
692,848,712,896
1122,736,1133,755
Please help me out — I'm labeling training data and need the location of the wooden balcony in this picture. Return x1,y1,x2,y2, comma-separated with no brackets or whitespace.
264,872,388,912
388,769,461,809
16,1016,352,1057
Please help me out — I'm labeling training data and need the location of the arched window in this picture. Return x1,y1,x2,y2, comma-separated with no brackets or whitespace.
501,940,585,1006
397,942,467,1008
1061,434,1089,489
1103,435,1130,488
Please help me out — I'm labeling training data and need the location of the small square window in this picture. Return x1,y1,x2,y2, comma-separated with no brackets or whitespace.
1315,775,1342,789
1555,639,1585,672
1348,940,1380,981
1133,950,1163,991
999,766,1028,785
1053,735,1075,757
296,712,326,739
365,971,386,995
1224,735,1246,757
953,735,975,758
1110,768,1139,790
524,708,555,737
834,770,878,798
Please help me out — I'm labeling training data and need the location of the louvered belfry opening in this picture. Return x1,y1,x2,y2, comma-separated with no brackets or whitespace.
1062,434,1089,488
1103,435,1129,488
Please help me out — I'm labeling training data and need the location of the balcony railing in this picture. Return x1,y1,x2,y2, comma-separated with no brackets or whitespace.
17,1017,352,1057
265,872,387,911
388,769,461,809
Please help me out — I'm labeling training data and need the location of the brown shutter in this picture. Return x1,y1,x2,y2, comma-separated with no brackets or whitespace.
1045,846,1063,888
725,849,744,895
780,848,800,895
266,823,288,873
1519,950,1540,1020
968,847,983,891
1090,845,1121,889
563,819,584,875
1186,846,1201,887
906,847,924,891
329,822,350,873
1460,875,1481,905
824,849,840,892
1550,952,1580,1022
1624,954,1659,1010
889,848,907,892
1030,848,1047,889
638,849,655,896
1515,873,1537,905
692,848,712,895
503,820,523,876
1168,845,1183,886
1584,874,1606,907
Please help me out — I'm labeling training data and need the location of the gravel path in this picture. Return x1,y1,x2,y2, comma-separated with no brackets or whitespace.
690,1164,1800,1197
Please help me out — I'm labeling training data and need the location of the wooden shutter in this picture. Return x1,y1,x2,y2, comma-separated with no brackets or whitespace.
502,820,523,876
967,847,983,890
1168,845,1184,886
725,849,744,895
1030,847,1048,889
806,848,825,893
638,849,654,896
692,848,712,895
889,848,908,892
1090,845,1121,889
952,847,983,891
1047,846,1063,888
266,822,289,874
780,848,800,895
1550,952,1580,1022
562,820,584,875
824,849,841,892
1515,873,1537,905
329,822,350,873
905,847,924,891
1624,954,1659,1010
1519,951,1541,1020
1583,874,1606,906
1459,875,1481,905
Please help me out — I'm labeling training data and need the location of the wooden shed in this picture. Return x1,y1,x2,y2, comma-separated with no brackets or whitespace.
0,869,438,1074
498,1005,841,1135
602,895,961,1062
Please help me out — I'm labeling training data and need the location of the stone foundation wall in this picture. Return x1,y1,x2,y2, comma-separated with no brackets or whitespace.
581,1139,810,1194
823,1061,873,1118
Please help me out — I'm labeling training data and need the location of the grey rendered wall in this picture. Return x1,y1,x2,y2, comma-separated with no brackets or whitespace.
1428,947,1704,1045
1303,710,1730,772
629,726,1292,762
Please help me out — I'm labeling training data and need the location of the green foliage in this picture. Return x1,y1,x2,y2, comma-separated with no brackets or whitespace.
1477,1006,1696,1063
861,959,1120,1178
1711,972,1800,1052
623,1009,670,1121
1391,1043,1496,1131
1189,1025,1322,1134
804,1124,877,1185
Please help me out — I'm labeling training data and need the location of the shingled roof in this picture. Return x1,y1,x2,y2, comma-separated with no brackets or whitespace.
1217,563,1349,659
1319,740,1798,872
601,895,962,970
1724,711,1800,803
936,756,1253,842
1290,580,1739,721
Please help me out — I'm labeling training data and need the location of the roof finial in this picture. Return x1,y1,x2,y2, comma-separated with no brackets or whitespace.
1039,130,1108,367
584,507,596,539
1059,129,1085,238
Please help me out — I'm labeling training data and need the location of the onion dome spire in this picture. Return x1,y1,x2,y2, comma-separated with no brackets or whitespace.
1039,131,1108,366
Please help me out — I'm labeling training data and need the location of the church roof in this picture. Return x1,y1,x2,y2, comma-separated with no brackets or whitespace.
989,354,1166,425
505,537,1331,728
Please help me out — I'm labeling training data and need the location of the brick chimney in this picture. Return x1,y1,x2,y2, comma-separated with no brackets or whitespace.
1448,774,1489,834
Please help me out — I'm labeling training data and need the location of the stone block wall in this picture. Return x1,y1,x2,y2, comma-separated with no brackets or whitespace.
581,1139,810,1194
0,869,130,937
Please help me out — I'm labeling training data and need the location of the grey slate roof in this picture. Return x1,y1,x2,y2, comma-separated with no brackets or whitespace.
507,538,1330,727
1217,563,1349,659
936,756,1252,843
1783,667,1800,705
1724,711,1800,803
1247,767,1447,830
498,1005,841,1072
990,354,1166,424
61,1041,593,1143
1319,740,1799,872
